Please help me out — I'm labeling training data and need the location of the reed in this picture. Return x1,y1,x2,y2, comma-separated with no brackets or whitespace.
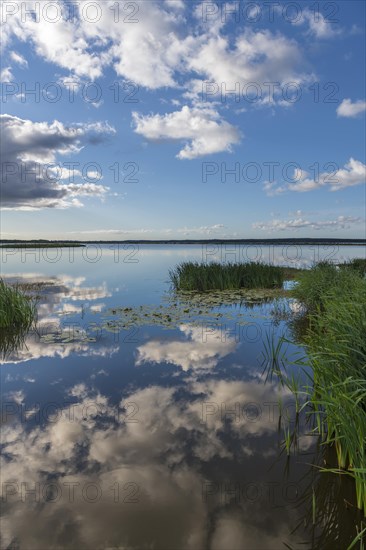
291,263,366,516
0,279,37,330
169,261,285,292
339,258,366,276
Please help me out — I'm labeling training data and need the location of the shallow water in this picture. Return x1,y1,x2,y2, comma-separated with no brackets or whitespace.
1,244,364,549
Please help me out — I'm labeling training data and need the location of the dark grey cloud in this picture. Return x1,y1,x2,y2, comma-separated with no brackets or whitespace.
0,114,115,209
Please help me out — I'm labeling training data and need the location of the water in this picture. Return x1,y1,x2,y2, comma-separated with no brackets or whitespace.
1,244,364,549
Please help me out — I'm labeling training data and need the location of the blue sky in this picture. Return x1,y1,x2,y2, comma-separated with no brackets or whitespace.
1,0,365,239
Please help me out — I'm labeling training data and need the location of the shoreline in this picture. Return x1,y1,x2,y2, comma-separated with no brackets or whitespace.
1,238,366,247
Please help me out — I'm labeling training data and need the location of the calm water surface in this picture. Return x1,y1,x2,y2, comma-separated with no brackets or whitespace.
1,244,364,549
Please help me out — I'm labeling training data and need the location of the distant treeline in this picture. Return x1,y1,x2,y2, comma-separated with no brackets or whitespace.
0,238,365,245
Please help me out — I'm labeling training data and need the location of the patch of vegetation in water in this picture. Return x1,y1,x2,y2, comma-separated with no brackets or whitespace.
40,328,97,344
273,262,366,518
292,260,366,313
0,279,37,330
101,303,226,332
101,288,288,332
337,257,366,276
0,279,38,358
169,261,289,291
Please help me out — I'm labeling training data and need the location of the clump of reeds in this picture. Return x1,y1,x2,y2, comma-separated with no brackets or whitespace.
0,279,37,330
291,261,365,313
169,261,285,292
291,263,366,516
339,257,366,277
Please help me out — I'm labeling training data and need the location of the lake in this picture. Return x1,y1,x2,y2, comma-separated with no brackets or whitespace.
1,243,364,549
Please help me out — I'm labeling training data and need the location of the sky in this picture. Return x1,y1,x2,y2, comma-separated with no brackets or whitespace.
0,0,365,240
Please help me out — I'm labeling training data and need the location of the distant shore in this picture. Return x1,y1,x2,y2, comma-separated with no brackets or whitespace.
0,243,85,248
0,238,365,247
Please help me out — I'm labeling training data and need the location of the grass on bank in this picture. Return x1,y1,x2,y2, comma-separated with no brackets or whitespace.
339,257,366,276
292,260,366,313
0,279,37,330
291,262,366,516
169,261,286,291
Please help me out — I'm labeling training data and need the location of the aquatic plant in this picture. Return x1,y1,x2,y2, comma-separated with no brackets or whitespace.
292,260,365,313
169,261,285,292
291,455,366,549
0,279,36,330
0,279,37,358
339,257,366,277
290,264,366,516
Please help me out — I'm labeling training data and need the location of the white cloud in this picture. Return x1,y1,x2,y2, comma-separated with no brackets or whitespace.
133,105,240,159
0,66,13,80
67,225,225,238
71,228,154,236
253,215,364,232
164,0,185,9
0,366,308,550
264,158,366,194
1,1,313,99
95,0,192,89
293,8,342,39
10,51,28,67
176,224,225,235
4,389,25,404
337,99,366,118
136,324,237,372
4,0,105,79
2,0,191,87
185,29,312,102
0,114,114,209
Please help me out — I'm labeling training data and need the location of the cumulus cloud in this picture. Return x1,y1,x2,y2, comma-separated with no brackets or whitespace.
337,99,366,118
2,0,191,87
136,324,238,371
0,361,309,550
108,1,193,89
0,114,115,209
293,8,342,38
2,0,105,79
264,158,366,194
186,29,311,102
253,215,364,232
0,0,322,161
2,1,313,98
133,105,240,159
